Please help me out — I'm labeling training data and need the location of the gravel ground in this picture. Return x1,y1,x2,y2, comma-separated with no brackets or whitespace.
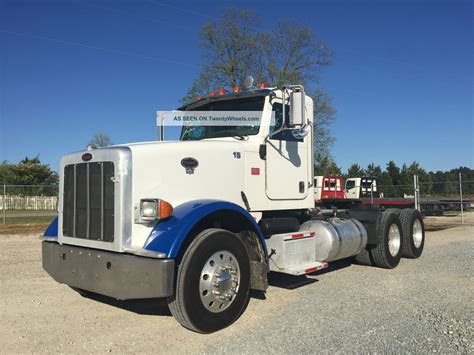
0,220,472,353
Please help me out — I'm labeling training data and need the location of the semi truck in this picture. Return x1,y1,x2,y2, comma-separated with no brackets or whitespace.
41,79,425,333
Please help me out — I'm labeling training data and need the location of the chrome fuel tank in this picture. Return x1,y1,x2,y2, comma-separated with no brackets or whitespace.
300,218,368,262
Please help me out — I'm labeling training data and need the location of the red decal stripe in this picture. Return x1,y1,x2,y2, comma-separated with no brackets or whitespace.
291,232,315,239
305,267,318,274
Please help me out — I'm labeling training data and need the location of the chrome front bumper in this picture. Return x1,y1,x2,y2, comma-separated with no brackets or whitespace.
42,241,174,300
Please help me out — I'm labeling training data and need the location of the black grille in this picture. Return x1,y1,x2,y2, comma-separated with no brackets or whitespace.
63,162,115,242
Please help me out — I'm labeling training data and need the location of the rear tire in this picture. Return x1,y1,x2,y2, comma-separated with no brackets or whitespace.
399,209,425,258
167,228,251,333
370,210,403,269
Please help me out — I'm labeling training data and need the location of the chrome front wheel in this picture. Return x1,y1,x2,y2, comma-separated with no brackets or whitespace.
199,250,241,313
167,228,251,333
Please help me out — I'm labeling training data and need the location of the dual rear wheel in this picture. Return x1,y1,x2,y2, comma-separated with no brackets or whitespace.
356,208,425,269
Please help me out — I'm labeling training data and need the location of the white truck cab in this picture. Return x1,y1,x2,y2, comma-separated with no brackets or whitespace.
41,80,424,333
345,176,379,199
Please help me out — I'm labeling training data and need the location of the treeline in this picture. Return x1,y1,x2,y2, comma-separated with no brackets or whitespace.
0,156,58,195
1,156,472,198
0,156,58,185
316,160,473,197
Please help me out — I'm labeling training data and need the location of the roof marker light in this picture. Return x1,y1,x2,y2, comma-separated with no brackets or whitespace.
232,85,241,93
257,82,268,89
216,88,227,95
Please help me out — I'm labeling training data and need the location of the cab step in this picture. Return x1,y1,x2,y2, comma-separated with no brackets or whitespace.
266,230,328,275
273,261,328,276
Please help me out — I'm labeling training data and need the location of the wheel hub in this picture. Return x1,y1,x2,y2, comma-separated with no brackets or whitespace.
388,223,401,257
199,251,240,313
413,219,423,248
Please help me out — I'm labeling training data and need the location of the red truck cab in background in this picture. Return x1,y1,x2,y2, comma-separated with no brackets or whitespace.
314,175,345,202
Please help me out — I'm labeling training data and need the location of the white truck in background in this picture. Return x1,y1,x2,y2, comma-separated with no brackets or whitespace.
345,176,379,199
41,78,425,333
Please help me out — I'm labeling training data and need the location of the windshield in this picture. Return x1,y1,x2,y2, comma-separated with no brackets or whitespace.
180,96,265,140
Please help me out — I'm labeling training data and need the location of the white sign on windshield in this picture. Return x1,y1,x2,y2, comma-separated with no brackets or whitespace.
156,111,270,126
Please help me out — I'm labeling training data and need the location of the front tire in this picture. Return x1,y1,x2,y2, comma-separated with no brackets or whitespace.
167,228,251,333
399,209,425,258
370,210,403,269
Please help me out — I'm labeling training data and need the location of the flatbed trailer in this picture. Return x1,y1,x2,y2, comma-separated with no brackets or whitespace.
321,197,471,216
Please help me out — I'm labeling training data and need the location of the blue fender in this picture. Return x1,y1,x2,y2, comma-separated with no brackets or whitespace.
43,217,59,237
143,199,267,258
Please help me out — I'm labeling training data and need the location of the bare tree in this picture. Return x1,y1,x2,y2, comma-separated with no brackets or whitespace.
182,7,336,167
88,132,112,148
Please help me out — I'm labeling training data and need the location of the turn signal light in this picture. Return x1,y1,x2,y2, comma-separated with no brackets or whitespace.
158,199,173,220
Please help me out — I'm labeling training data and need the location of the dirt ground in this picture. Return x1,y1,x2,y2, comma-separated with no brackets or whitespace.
0,213,472,353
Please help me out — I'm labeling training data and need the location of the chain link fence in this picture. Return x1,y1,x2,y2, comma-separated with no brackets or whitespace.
1,184,58,225
1,177,472,226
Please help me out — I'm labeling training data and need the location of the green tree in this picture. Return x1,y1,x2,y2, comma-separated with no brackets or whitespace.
399,164,413,197
378,171,395,197
183,7,335,167
88,132,112,148
365,163,382,179
408,161,432,195
0,156,58,188
428,166,473,196
347,164,364,178
314,156,341,176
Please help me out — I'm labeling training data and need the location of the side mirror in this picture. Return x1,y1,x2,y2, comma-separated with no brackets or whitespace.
289,91,305,127
291,125,310,139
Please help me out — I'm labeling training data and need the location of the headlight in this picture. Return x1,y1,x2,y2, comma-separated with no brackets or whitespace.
135,198,173,224
141,200,158,220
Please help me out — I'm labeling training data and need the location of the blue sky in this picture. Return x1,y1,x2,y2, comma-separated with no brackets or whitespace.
0,0,472,173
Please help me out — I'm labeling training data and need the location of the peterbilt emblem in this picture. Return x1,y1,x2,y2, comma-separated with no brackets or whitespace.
181,157,199,174
82,153,92,161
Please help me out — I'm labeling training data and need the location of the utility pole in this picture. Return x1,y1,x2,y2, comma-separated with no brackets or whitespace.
3,181,6,225
459,173,464,224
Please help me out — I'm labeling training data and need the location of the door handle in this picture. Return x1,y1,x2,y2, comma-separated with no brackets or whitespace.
299,181,305,193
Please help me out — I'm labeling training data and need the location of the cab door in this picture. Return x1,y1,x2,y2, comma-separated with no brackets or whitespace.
265,103,309,200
